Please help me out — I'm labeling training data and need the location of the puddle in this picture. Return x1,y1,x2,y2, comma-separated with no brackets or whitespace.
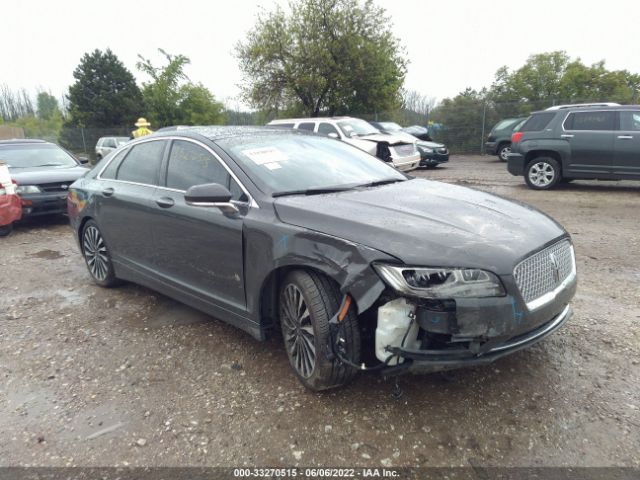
29,249,65,260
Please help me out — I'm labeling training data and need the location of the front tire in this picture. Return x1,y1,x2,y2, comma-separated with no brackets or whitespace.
279,270,360,391
497,144,511,162
525,157,561,190
81,220,119,287
0,223,13,237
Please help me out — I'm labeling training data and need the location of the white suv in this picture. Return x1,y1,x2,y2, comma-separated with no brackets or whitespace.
267,117,420,171
95,136,130,160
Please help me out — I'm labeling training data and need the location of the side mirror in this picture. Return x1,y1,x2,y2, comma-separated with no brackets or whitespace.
328,132,339,139
78,156,90,164
185,183,238,215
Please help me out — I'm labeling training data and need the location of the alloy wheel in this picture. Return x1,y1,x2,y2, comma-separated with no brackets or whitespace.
281,284,316,378
528,161,556,187
500,146,511,161
83,225,110,281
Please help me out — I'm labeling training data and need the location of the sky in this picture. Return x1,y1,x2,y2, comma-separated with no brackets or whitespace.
3,0,640,109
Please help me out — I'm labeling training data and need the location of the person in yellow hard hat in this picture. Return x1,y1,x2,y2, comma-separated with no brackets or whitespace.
131,118,153,139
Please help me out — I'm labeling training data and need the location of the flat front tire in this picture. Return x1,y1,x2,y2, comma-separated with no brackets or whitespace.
82,220,119,287
525,157,561,190
279,270,360,391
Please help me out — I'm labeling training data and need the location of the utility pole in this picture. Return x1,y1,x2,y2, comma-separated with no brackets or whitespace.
480,102,487,155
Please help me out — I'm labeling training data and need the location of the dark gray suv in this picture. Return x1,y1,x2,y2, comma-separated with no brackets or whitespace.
508,103,640,189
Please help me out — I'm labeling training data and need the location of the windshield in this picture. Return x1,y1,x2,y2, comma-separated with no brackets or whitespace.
116,137,129,145
378,122,403,132
0,144,78,168
218,133,406,195
336,119,380,137
492,119,519,131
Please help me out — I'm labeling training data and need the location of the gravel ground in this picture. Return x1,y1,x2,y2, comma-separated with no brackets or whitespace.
0,155,638,468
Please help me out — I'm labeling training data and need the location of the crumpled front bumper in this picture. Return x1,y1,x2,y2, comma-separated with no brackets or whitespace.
382,304,571,376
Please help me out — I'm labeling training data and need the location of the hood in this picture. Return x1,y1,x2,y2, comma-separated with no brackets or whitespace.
273,179,566,275
9,165,89,185
417,140,445,149
355,132,412,145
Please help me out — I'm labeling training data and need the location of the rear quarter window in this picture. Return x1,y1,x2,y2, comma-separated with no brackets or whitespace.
520,112,556,132
564,111,615,131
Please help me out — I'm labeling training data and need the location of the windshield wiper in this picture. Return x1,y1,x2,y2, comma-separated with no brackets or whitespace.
272,185,358,198
355,178,407,188
33,163,66,167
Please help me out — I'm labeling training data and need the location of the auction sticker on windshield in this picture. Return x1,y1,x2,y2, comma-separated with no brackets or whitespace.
242,147,288,165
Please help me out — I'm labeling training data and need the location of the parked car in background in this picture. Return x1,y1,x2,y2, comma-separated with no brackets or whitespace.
485,117,527,161
0,139,89,220
267,117,420,171
371,121,449,168
403,125,433,141
507,103,640,189
95,136,129,160
69,127,576,390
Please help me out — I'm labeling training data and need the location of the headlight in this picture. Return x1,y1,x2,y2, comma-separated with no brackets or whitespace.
373,264,506,298
15,185,43,194
419,146,434,153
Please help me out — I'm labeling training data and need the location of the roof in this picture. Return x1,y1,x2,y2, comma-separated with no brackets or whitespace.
268,116,354,124
0,139,48,145
153,125,311,141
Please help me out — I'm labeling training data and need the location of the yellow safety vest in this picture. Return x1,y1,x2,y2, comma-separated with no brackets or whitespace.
132,127,153,138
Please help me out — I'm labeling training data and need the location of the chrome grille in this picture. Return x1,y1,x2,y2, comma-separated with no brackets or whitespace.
39,182,70,192
514,240,574,307
392,144,417,158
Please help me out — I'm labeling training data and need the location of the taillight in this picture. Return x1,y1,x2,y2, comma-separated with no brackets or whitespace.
511,132,523,143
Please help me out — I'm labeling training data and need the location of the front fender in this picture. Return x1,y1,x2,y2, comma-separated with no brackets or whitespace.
243,219,397,321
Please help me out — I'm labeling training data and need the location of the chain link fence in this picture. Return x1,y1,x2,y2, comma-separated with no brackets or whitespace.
12,97,624,161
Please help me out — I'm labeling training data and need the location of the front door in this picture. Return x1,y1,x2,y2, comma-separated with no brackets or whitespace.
613,110,640,178
562,110,616,177
150,139,247,310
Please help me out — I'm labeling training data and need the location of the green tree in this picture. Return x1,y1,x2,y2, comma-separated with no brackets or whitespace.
36,91,61,120
67,49,142,127
137,49,224,126
236,0,407,117
178,84,225,125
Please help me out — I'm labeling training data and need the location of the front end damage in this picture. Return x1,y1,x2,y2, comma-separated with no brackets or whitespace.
330,246,577,376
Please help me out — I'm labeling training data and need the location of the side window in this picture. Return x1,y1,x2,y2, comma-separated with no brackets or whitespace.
297,122,316,131
166,140,248,202
318,122,339,136
619,111,640,131
116,140,165,185
565,111,614,131
100,148,129,179
520,112,556,132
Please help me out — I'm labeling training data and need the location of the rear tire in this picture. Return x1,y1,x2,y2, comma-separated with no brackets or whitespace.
0,223,13,237
279,270,360,391
497,144,511,161
524,157,561,190
81,220,120,287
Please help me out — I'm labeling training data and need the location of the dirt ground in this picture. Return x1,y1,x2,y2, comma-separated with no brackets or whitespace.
1,155,638,468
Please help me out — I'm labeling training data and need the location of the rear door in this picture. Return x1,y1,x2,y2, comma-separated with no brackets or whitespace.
613,110,640,178
150,139,248,310
562,110,615,176
96,139,166,271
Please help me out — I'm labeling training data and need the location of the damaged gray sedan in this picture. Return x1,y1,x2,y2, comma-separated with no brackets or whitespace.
68,127,577,390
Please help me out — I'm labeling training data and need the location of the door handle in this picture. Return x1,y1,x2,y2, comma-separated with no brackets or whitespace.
156,197,175,208
101,187,115,197
617,135,634,139
561,134,574,138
